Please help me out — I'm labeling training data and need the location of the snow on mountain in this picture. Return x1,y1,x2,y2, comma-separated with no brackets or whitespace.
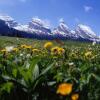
53,20,77,39
53,21,99,41
14,17,51,35
0,15,99,42
53,21,69,36
58,22,69,32
14,24,31,32
70,30,79,38
0,15,18,27
30,17,50,29
28,17,51,34
75,24,97,40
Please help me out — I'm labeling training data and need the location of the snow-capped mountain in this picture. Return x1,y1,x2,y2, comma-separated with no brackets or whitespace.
53,20,78,39
0,15,99,42
53,21,70,36
29,17,51,34
75,24,98,41
53,20,99,41
14,17,51,36
0,15,18,27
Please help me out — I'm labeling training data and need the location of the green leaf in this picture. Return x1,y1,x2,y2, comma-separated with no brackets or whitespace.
2,75,13,81
47,81,56,86
18,68,30,86
40,63,54,76
18,57,40,87
86,74,92,84
30,63,54,92
12,69,17,78
32,64,39,81
0,82,14,93
92,74,100,82
29,57,40,72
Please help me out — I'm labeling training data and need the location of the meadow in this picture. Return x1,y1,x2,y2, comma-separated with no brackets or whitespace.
0,36,100,100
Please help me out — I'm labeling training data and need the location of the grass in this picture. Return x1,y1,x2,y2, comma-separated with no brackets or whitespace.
0,36,100,100
0,36,94,48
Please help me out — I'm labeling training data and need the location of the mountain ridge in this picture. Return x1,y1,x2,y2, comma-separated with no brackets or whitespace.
0,15,100,42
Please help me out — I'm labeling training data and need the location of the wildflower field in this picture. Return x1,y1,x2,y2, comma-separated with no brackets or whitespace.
0,36,100,100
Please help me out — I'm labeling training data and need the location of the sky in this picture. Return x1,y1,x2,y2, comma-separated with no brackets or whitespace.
0,0,100,36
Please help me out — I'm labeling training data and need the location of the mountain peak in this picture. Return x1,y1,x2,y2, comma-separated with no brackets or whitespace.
58,18,69,31
77,24,96,36
0,15,14,21
75,24,98,41
31,17,50,29
0,15,18,27
53,19,71,37
59,22,69,30
32,17,44,26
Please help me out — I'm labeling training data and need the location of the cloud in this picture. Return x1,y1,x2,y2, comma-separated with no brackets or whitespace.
84,5,93,12
59,18,64,23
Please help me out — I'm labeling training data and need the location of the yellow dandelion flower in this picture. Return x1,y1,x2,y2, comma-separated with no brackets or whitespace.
21,45,32,49
32,49,39,52
51,47,65,55
57,83,73,96
12,48,19,52
44,42,53,49
20,44,27,48
51,46,59,55
58,48,65,55
51,46,59,51
71,94,79,100
25,45,32,49
84,51,92,58
1,49,6,52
